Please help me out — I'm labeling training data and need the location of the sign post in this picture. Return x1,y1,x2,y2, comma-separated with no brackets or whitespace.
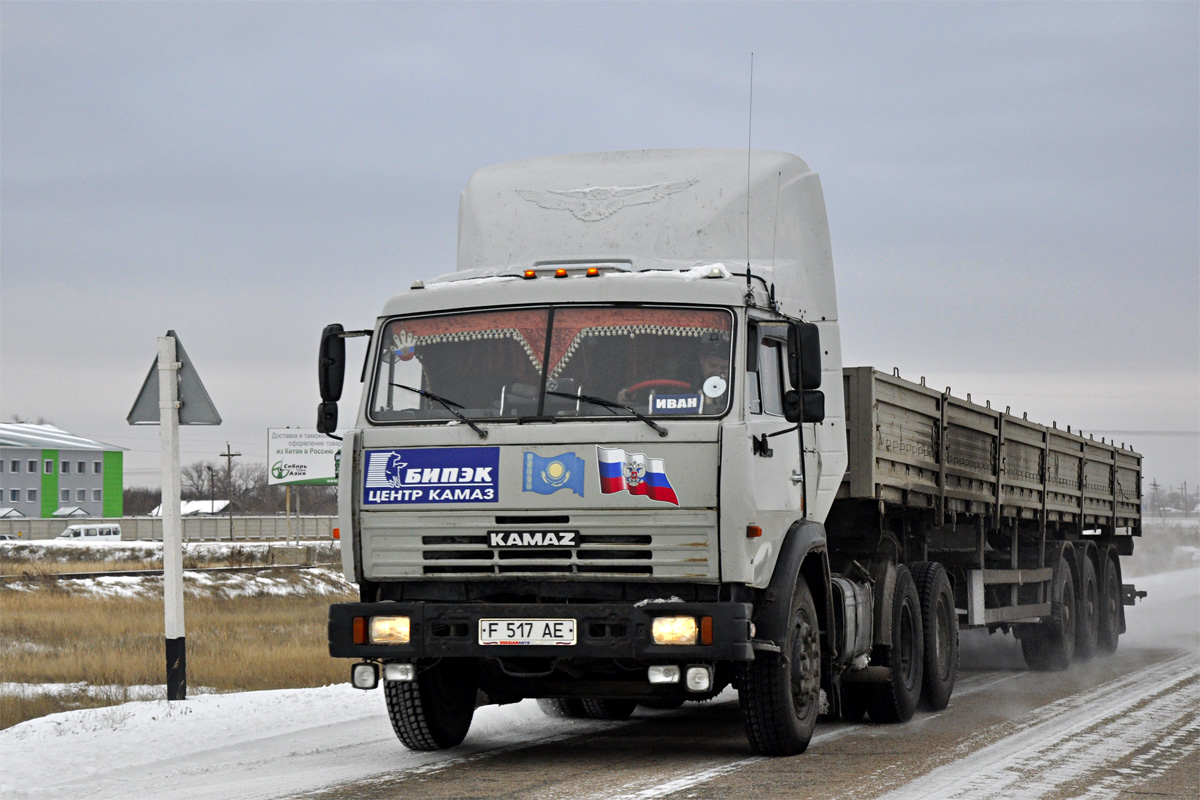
129,331,221,701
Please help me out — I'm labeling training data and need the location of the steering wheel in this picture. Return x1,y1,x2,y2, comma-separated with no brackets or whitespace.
623,379,692,396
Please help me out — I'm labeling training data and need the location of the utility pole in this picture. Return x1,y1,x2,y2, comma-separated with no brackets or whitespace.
220,443,241,541
207,465,215,538
1150,479,1162,518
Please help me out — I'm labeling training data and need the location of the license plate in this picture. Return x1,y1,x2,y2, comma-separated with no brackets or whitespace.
478,618,576,646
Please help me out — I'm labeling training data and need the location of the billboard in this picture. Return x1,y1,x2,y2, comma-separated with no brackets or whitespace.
268,429,341,486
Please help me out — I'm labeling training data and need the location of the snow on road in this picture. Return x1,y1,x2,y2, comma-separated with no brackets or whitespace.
1,568,1196,800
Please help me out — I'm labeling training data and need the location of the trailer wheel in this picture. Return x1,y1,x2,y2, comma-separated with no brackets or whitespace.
739,574,821,755
580,698,637,720
536,698,588,718
910,561,959,711
1096,556,1122,656
1021,557,1076,671
383,659,477,750
864,564,923,723
1074,558,1099,662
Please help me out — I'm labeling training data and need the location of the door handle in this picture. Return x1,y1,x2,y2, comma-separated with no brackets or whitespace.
790,471,804,484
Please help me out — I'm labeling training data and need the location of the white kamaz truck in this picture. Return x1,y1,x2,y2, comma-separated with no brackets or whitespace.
318,150,1142,756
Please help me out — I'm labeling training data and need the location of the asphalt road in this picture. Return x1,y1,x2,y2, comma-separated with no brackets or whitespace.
302,598,1199,800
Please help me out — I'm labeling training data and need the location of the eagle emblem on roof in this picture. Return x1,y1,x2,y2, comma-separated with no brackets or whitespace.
516,179,698,222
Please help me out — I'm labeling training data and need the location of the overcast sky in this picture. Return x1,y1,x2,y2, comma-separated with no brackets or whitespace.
2,1,1197,490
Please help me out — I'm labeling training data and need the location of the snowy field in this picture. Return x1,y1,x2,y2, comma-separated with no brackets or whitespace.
1,568,1195,800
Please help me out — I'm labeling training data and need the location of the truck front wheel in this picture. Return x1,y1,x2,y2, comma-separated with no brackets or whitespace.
739,575,821,756
384,659,478,750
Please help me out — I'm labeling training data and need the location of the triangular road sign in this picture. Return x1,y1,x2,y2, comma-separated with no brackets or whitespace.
128,330,222,425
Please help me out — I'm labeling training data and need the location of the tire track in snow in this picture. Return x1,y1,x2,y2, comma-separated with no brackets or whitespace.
876,653,1200,800
536,671,1025,800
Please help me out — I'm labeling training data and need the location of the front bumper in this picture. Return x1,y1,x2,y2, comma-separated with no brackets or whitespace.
329,600,755,661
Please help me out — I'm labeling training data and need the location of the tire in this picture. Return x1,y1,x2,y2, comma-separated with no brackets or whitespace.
1097,556,1122,656
1074,558,1099,662
910,561,959,711
580,698,638,720
1021,557,1076,672
739,575,822,755
537,698,588,718
383,659,478,750
864,564,923,723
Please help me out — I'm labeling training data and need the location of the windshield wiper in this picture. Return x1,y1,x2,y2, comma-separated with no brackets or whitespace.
390,383,487,439
545,390,668,438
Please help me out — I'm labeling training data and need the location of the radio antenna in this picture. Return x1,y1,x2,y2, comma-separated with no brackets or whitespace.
745,52,755,300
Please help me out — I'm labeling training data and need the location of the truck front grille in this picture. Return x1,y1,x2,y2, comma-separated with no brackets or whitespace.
360,511,716,580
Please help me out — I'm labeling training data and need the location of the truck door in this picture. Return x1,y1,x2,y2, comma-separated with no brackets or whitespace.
744,322,805,534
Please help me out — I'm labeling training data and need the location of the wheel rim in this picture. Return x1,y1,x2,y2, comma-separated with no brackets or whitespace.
933,595,952,680
790,612,820,718
898,602,918,689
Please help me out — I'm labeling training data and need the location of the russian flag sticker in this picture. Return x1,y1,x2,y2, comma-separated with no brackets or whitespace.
596,446,679,506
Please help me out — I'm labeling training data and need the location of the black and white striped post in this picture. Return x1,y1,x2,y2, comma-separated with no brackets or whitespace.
158,335,186,700
129,330,221,702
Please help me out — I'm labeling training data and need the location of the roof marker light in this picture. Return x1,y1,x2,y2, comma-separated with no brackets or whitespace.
523,270,537,280
555,268,569,278
586,267,600,277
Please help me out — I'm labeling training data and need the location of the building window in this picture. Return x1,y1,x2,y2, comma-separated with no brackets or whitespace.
77,489,86,503
27,489,37,502
77,461,86,474
94,461,102,474
93,489,102,502
44,460,52,474
28,460,38,473
60,489,69,502
9,460,19,473
61,461,70,474
11,489,21,503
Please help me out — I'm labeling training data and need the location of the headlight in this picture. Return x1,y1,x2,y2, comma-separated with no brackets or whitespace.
369,616,411,644
651,616,698,645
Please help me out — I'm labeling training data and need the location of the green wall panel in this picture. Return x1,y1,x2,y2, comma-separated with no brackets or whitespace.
40,450,58,518
103,451,123,517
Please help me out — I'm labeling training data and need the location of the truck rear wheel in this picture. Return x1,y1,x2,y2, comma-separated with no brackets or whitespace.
864,564,923,723
1021,557,1076,671
537,698,588,718
384,659,478,750
739,575,821,755
580,698,638,720
910,561,959,711
1096,556,1122,656
1074,558,1099,662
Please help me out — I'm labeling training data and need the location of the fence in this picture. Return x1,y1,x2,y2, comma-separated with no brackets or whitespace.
0,515,337,542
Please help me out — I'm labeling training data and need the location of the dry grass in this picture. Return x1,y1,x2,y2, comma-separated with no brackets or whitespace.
0,576,357,730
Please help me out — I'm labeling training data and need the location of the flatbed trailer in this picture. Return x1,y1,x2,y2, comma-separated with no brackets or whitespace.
828,367,1141,664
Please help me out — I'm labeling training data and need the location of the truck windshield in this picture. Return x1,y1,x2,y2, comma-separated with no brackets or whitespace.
369,306,733,423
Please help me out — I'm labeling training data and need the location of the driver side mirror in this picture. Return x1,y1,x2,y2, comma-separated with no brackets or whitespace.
317,324,346,435
786,321,822,391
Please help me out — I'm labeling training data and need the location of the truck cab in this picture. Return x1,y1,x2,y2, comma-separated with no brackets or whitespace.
323,150,858,755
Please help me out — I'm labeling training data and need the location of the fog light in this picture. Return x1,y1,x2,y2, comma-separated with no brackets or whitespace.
369,616,411,644
383,663,416,682
351,662,379,690
648,665,681,684
685,665,713,693
652,616,698,645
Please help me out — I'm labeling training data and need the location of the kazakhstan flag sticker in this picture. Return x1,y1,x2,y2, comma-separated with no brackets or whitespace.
523,451,585,497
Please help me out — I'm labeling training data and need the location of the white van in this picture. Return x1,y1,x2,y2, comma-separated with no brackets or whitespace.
57,524,121,541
